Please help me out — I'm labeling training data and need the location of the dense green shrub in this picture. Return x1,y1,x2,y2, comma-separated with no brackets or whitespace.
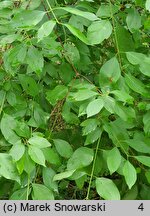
0,0,150,200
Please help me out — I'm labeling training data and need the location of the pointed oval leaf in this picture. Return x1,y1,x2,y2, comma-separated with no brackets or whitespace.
96,177,120,200
53,139,73,158
12,10,45,28
38,20,56,42
134,156,150,167
67,147,94,170
64,24,89,44
126,9,141,32
32,183,54,200
53,170,75,181
28,136,51,149
123,161,137,189
86,98,104,117
28,146,45,166
87,20,112,45
9,143,25,161
60,7,99,21
107,147,121,174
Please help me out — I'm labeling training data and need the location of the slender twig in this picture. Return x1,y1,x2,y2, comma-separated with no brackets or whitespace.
109,0,122,70
85,136,101,200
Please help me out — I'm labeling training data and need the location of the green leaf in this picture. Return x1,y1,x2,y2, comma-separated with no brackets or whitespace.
126,52,145,65
24,150,35,174
86,98,104,117
115,24,135,52
42,148,61,166
18,74,39,97
42,167,58,192
73,89,98,101
53,139,73,158
28,146,45,166
123,161,137,189
32,184,54,200
125,73,148,96
28,136,51,149
37,20,56,42
64,24,89,44
26,46,44,75
0,1,13,9
67,147,94,170
81,119,99,135
60,7,99,21
46,85,68,106
107,147,121,174
135,156,150,167
96,177,120,200
99,57,121,87
87,20,112,45
11,10,45,28
0,114,20,144
126,9,141,32
85,127,102,145
0,153,20,183
126,132,150,153
9,143,25,161
53,170,75,181
110,90,134,104
143,111,150,136
146,0,150,12
96,4,119,18
10,188,30,200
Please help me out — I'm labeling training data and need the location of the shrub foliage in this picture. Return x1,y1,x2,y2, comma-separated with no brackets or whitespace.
0,0,150,200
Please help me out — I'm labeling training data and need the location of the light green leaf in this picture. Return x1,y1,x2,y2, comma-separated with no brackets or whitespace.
0,114,20,144
42,148,61,166
86,98,104,117
107,147,121,174
0,1,13,9
64,24,89,44
23,150,35,174
146,0,150,12
26,46,44,75
73,89,98,101
37,20,56,42
126,132,150,153
135,156,150,167
85,127,102,145
99,57,121,87
46,85,68,106
123,161,137,189
28,136,51,149
28,146,45,166
143,111,150,136
53,139,73,158
126,52,145,65
32,184,54,200
0,153,20,183
67,147,94,170
96,177,120,200
9,143,25,161
42,167,58,192
53,170,75,181
110,90,134,104
18,74,39,97
87,20,112,45
11,10,45,28
81,119,99,135
125,73,148,96
10,188,30,200
126,9,141,32
60,7,99,21
96,4,119,18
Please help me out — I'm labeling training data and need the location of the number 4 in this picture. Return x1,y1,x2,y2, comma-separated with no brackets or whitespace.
138,203,144,211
